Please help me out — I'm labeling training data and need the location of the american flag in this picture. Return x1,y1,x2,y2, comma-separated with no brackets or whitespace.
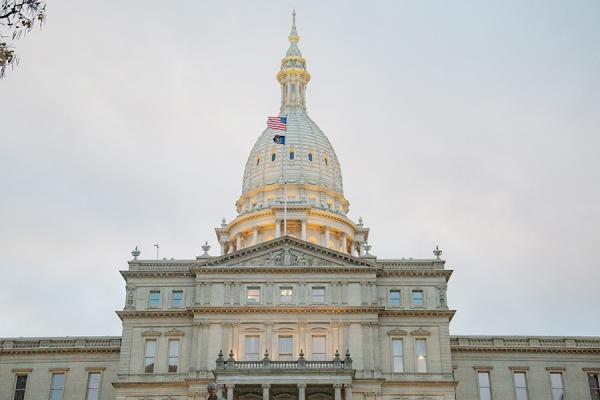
267,116,287,131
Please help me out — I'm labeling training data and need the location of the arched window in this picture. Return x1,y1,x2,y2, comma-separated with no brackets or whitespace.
308,153,313,161
289,151,295,160
272,153,276,162
324,157,328,166
256,157,260,166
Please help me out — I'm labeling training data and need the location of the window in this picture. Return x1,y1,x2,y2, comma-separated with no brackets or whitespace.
279,287,293,304
415,339,427,372
49,373,65,400
308,153,313,161
412,290,424,306
513,372,529,400
589,373,600,400
478,371,492,400
247,287,261,304
13,375,27,400
85,372,101,400
245,336,260,361
144,339,156,373
311,287,325,303
148,290,161,308
271,153,276,161
324,157,328,166
389,290,401,306
311,336,326,360
550,372,565,400
392,339,403,372
171,290,183,307
289,151,295,160
278,336,293,360
168,339,179,372
256,157,260,166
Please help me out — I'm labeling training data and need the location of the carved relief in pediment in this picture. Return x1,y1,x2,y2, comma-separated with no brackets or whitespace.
230,245,341,267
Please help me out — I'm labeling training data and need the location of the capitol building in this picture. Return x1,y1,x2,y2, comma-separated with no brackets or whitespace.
1,13,599,400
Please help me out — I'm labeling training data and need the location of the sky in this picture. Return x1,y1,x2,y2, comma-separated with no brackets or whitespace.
1,0,599,338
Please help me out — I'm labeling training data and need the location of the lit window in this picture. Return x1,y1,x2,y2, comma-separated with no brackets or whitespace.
168,340,179,372
550,372,565,400
271,153,276,161
171,290,183,307
311,336,326,360
144,340,156,373
513,372,529,400
412,290,424,306
279,287,293,304
245,336,260,361
148,290,161,308
308,153,313,161
50,373,65,400
247,287,261,304
415,339,427,373
85,372,101,400
278,336,293,360
392,339,403,372
13,375,27,400
589,373,600,400
389,290,401,306
478,371,492,400
290,151,295,160
311,287,325,303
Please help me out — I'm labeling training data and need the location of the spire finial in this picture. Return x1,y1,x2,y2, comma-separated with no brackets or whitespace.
289,9,299,44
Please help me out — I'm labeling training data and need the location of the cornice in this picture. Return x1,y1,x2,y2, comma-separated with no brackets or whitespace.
451,346,600,354
377,270,453,281
194,265,376,274
381,309,456,321
121,270,194,279
116,310,193,320
189,306,382,314
1,346,120,355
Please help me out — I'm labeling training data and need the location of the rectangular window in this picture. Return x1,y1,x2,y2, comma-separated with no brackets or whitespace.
311,336,326,360
550,372,565,400
245,336,260,361
478,371,492,400
144,339,156,373
392,339,404,372
389,290,401,306
168,339,179,372
148,290,161,308
311,287,326,303
171,290,183,307
13,375,27,400
279,287,293,304
412,290,424,306
589,373,600,400
49,373,65,400
247,287,261,304
85,372,101,400
278,336,293,360
513,372,529,400
415,339,427,372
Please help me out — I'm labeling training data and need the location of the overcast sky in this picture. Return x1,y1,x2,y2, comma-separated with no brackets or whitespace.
1,1,599,338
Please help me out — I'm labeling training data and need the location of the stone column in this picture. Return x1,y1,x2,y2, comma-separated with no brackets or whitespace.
344,384,352,400
262,384,270,400
275,219,281,238
236,235,242,250
360,282,368,305
298,384,306,400
220,241,225,255
370,282,378,305
342,233,347,253
331,282,339,305
358,241,364,256
190,322,201,371
227,385,234,400
334,384,342,400
224,282,232,305
301,220,307,241
324,226,330,248
253,226,259,245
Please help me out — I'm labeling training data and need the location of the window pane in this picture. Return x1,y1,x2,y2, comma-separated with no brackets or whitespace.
312,287,325,303
144,340,156,373
515,387,528,400
14,375,27,400
168,339,179,372
416,339,427,357
312,336,326,360
172,290,183,306
513,372,527,387
87,373,101,400
392,339,403,372
412,290,424,305
50,373,65,400
550,372,563,389
245,336,260,361
149,290,160,307
247,287,261,304
390,290,401,305
278,336,293,357
478,388,491,400
551,388,565,400
280,287,293,303
392,339,403,356
591,373,600,388
478,372,490,387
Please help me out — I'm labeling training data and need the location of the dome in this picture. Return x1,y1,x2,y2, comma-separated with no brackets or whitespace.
241,107,344,196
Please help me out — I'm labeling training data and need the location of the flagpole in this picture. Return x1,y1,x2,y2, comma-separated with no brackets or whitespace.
283,140,287,236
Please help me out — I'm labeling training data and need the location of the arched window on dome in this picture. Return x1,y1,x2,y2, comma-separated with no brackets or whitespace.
256,157,261,166
324,156,329,166
308,153,313,161
272,153,276,162
289,151,295,160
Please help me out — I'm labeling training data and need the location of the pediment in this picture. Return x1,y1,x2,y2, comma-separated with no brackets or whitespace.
200,236,376,268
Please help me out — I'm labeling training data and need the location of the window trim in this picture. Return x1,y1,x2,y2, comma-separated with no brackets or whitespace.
411,289,425,307
277,335,294,360
48,372,66,400
547,370,566,400
244,335,261,361
148,289,161,308
167,339,180,373
391,338,404,373
278,286,294,304
311,286,326,304
143,339,157,374
389,289,401,307
310,335,327,361
511,370,530,400
474,368,493,400
170,289,184,308
415,337,428,373
84,371,103,400
588,371,600,400
246,286,262,305
12,372,29,400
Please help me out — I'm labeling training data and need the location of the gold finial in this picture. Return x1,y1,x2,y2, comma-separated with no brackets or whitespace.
289,9,299,44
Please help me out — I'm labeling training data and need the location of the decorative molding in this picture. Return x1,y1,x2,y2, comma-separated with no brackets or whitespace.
165,328,185,337
410,328,431,336
386,329,408,336
12,368,33,373
545,367,566,371
48,368,70,372
473,366,494,371
85,367,106,372
141,329,162,337
509,366,530,371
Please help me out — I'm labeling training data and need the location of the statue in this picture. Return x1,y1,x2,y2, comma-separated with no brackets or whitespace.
207,383,221,400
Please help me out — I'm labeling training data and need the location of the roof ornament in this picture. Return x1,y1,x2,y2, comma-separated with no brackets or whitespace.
364,242,372,256
289,8,299,44
433,245,442,260
221,217,227,227
358,217,363,227
131,246,140,260
201,241,211,256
